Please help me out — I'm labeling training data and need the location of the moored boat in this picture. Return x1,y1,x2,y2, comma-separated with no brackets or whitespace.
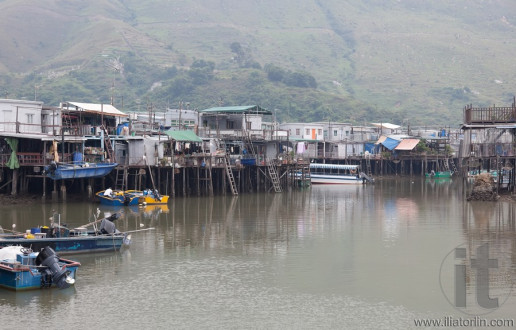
0,213,131,254
44,161,118,180
133,189,169,205
425,170,452,178
96,189,140,206
309,163,366,184
0,245,79,291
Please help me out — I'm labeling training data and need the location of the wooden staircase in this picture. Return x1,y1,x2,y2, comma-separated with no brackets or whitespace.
442,158,450,172
217,140,238,195
115,166,127,191
100,125,115,163
450,158,459,174
223,153,238,195
267,158,282,193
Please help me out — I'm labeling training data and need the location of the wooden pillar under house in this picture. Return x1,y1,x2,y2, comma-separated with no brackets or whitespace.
11,169,18,196
182,168,186,196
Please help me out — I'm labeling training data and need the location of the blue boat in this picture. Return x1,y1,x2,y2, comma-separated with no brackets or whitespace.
43,161,118,180
96,189,140,206
0,214,131,255
0,246,80,291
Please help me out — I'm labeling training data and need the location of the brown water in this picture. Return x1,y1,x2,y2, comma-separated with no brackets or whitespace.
1,178,515,329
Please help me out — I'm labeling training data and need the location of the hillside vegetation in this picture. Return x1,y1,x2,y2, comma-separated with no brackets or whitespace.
0,0,515,126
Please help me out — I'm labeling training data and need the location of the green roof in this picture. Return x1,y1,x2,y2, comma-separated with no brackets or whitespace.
199,105,272,115
163,130,202,142
290,137,320,142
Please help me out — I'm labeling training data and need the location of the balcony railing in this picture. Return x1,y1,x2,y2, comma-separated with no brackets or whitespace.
0,152,73,167
464,105,516,124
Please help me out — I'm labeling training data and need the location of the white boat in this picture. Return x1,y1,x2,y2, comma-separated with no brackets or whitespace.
309,163,366,184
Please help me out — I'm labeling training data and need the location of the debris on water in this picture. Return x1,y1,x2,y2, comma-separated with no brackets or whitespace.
467,173,499,201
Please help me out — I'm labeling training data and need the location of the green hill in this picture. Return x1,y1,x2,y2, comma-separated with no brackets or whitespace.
0,0,515,126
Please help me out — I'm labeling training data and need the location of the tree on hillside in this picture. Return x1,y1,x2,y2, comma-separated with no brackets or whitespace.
189,59,215,85
264,64,285,82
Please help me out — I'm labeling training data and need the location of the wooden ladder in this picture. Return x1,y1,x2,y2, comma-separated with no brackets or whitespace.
115,166,127,190
442,158,450,172
101,125,115,162
223,153,238,195
267,158,282,193
450,158,458,174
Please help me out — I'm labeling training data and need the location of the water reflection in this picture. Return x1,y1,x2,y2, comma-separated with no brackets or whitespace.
1,178,516,327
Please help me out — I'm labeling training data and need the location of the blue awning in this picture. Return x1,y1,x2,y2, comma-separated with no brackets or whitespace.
381,137,401,150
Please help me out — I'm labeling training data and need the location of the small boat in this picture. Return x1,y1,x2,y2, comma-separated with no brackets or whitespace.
44,161,118,180
133,189,169,205
0,245,80,291
96,189,140,206
309,163,367,184
425,170,452,178
0,213,131,254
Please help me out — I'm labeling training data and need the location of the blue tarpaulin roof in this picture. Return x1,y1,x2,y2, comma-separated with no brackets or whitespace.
381,137,401,150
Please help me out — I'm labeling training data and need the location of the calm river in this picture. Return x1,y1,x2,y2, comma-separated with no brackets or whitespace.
1,178,516,329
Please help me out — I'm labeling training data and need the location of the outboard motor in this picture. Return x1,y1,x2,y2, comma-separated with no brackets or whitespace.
43,161,58,175
99,218,120,235
35,246,75,289
107,213,120,222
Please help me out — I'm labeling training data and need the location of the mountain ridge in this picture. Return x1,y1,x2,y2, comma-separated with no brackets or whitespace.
0,0,515,125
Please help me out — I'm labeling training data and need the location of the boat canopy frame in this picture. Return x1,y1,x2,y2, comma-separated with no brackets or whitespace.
309,163,359,170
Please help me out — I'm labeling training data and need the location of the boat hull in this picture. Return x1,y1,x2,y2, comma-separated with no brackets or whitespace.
96,190,140,206
425,171,452,178
137,194,170,204
0,236,126,255
310,174,364,185
45,162,117,180
0,248,80,291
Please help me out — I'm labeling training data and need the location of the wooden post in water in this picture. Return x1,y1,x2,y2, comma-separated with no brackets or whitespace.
11,169,18,196
222,167,226,195
52,180,58,201
171,155,175,198
60,182,66,201
182,168,186,196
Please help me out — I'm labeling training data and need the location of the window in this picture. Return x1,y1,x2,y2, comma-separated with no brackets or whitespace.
318,129,322,135
333,130,338,136
305,129,310,135
296,128,300,135
227,121,234,129
346,130,349,136
246,121,251,130
26,114,34,124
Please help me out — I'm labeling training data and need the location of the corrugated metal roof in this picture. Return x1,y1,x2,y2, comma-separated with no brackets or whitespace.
64,102,128,117
371,123,401,130
394,138,420,151
374,135,387,145
163,130,202,142
199,105,272,115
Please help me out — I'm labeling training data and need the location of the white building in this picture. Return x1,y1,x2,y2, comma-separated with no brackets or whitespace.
279,122,325,141
0,99,44,134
